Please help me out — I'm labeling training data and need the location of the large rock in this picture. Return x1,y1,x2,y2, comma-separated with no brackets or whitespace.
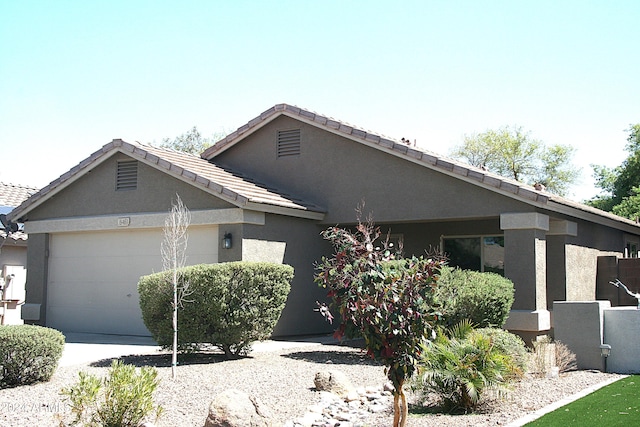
313,370,354,397
203,389,273,427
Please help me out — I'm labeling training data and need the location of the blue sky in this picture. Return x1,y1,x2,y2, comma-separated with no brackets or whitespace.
1,1,638,201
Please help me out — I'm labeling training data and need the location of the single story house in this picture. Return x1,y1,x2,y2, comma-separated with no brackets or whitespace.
10,104,640,340
1,182,38,324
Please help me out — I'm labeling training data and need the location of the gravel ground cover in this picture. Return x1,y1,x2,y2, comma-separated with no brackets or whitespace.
0,343,622,426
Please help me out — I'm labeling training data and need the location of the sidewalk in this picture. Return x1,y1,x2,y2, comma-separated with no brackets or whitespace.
59,332,338,367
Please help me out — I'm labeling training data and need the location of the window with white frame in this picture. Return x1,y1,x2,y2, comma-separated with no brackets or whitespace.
441,235,505,275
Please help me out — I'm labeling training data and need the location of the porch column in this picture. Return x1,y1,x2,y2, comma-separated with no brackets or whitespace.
546,219,578,307
500,213,551,335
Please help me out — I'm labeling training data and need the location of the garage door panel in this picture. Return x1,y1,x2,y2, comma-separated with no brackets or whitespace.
49,256,163,287
48,305,148,335
47,226,218,336
48,280,143,308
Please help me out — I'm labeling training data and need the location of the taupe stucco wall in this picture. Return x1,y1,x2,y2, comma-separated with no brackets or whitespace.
23,233,49,324
565,245,606,301
568,217,626,252
214,116,534,224
243,213,332,337
546,217,626,308
24,154,235,221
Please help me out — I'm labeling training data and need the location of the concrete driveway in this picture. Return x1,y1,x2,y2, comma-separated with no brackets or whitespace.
59,332,338,367
60,333,162,366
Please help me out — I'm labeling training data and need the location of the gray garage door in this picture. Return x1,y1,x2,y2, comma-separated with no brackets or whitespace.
47,226,218,335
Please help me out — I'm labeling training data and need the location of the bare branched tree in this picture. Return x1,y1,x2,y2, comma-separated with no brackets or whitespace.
161,194,191,379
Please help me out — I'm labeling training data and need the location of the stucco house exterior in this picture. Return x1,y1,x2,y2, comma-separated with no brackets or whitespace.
1,182,38,324
9,104,640,340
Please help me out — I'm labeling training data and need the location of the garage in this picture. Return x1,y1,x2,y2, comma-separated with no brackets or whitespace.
46,226,218,336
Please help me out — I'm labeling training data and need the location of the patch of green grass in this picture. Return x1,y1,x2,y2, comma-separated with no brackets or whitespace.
525,375,640,426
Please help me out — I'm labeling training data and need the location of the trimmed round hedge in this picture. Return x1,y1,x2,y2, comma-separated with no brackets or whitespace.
138,261,293,358
436,266,515,329
0,325,65,388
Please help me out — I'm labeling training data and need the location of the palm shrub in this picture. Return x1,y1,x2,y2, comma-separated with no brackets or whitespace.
315,216,444,427
413,321,520,413
436,266,515,328
476,327,529,377
138,261,293,358
0,325,65,388
61,360,162,427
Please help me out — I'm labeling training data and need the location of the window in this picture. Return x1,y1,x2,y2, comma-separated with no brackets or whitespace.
377,233,403,253
116,160,138,190
626,242,639,258
442,235,505,275
277,129,301,157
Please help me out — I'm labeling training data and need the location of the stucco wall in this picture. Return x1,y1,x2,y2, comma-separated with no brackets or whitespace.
546,242,613,306
214,116,534,224
565,245,604,301
243,213,332,337
570,218,626,252
22,233,48,323
0,241,27,267
25,154,235,221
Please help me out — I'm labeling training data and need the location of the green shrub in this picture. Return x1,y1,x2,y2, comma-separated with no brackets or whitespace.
436,267,515,328
61,360,162,427
413,321,519,413
0,325,65,388
476,327,528,377
138,261,293,358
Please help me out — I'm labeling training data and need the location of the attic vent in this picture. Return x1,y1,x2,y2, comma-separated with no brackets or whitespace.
277,129,301,157
116,160,138,190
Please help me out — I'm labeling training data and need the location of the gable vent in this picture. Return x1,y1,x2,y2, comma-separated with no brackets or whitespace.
277,129,301,157
116,160,138,190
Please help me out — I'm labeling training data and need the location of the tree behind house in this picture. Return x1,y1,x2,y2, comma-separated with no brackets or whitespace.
587,124,640,219
157,126,227,155
450,125,579,196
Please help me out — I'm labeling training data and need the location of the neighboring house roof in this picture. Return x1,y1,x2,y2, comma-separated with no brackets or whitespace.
0,229,27,242
0,182,37,242
9,140,326,222
0,182,38,211
202,103,640,234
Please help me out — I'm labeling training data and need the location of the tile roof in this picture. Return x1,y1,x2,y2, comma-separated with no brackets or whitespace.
202,104,551,204
202,103,640,232
7,104,640,233
9,140,325,222
133,142,325,213
0,183,36,242
0,230,27,242
0,182,38,208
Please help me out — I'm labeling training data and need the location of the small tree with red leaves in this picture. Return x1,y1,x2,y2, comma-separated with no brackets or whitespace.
315,215,444,427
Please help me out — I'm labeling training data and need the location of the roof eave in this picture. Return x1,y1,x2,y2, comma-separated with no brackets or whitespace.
244,201,325,220
10,139,325,223
201,104,287,159
204,104,640,233
9,141,124,222
546,199,640,234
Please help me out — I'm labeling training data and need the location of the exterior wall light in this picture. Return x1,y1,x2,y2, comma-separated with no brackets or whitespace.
222,233,232,249
600,343,612,372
